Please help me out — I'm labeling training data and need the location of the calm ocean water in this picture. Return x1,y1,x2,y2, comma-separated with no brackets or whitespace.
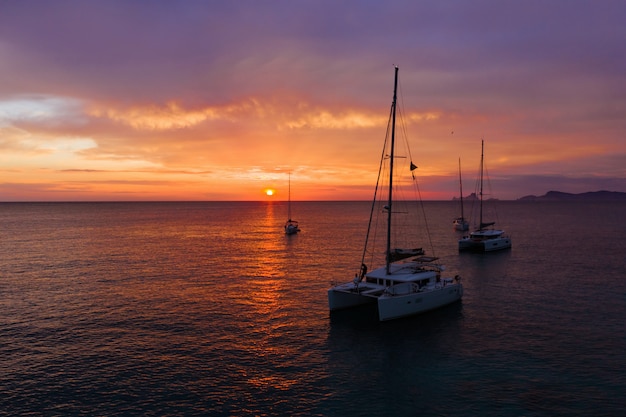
1,201,625,416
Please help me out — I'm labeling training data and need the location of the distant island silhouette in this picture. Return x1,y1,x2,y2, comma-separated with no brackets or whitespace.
517,190,626,201
451,192,504,201
453,190,626,201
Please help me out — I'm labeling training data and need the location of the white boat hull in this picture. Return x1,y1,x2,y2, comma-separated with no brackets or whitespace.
329,266,463,321
377,283,463,321
328,282,382,310
453,222,469,231
284,219,300,235
458,236,511,252
453,217,469,231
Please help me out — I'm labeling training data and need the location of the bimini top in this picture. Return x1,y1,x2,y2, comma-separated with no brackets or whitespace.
365,258,444,282
469,229,504,239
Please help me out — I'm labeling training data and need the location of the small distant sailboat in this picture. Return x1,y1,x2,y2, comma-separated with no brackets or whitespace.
453,157,469,231
328,66,462,321
458,140,511,252
284,172,300,235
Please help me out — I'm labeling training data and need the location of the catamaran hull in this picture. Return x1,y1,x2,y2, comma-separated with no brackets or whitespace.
458,237,511,252
328,286,378,311
377,284,463,321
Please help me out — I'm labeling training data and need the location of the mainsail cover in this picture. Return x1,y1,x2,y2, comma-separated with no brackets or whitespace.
479,221,495,229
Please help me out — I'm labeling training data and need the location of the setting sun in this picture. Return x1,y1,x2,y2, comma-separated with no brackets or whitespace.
265,189,275,196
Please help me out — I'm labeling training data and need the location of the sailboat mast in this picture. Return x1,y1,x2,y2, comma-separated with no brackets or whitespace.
287,172,292,221
386,66,399,274
479,139,484,229
458,157,464,220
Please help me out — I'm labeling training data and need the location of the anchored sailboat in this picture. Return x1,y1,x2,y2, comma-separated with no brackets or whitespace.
458,140,511,252
453,157,469,231
328,66,462,321
284,172,300,235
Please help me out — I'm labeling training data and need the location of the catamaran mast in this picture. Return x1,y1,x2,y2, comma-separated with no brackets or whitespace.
458,157,464,220
386,66,399,275
479,139,484,230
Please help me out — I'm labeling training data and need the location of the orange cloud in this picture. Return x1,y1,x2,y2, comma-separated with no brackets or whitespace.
89,101,235,130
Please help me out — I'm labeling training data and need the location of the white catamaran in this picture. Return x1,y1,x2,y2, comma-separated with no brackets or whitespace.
328,66,463,321
458,140,511,252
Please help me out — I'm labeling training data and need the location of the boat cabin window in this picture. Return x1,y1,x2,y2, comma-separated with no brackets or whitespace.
365,277,396,287
417,278,430,288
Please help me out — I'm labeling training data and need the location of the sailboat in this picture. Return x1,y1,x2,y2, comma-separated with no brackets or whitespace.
458,140,511,252
452,157,469,231
328,66,463,321
284,172,300,235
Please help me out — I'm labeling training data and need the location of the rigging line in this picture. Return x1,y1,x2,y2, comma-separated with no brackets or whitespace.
412,171,437,257
483,161,502,226
469,149,483,229
396,82,414,166
397,73,433,255
360,101,394,276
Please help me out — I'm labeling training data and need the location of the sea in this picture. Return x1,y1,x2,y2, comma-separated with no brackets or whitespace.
1,200,625,417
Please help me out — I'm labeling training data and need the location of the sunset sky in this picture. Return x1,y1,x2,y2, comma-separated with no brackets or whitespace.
1,0,624,201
